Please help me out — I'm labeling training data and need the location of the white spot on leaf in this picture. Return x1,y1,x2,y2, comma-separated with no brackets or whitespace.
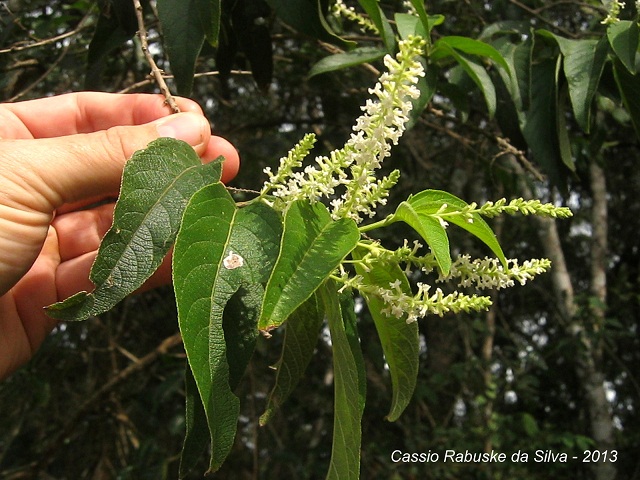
223,250,244,270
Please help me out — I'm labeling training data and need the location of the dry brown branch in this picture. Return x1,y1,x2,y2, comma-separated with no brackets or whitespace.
0,19,91,55
493,136,545,182
30,332,183,478
132,0,180,113
117,69,253,93
7,41,71,102
507,0,578,38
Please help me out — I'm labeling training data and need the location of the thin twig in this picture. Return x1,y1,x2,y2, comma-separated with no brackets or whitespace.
494,136,545,182
30,332,183,478
507,0,578,38
8,39,71,102
0,19,91,54
118,69,253,93
132,0,180,113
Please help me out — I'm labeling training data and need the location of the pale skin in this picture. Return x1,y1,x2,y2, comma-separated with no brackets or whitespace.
0,92,240,380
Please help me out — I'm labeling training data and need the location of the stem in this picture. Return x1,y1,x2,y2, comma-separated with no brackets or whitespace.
133,0,180,113
358,213,395,233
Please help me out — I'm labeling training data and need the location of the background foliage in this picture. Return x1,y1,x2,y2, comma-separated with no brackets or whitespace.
1,0,639,478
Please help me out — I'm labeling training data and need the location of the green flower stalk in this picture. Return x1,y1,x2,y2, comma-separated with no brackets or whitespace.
332,0,379,33
259,33,568,325
602,0,626,24
337,271,494,322
439,255,552,290
338,239,553,323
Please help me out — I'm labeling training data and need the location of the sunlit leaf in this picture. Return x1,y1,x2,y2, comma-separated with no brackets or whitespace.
393,201,451,274
173,185,282,472
322,282,366,480
47,139,222,321
259,200,359,331
406,189,507,268
352,246,419,421
309,47,387,78
395,13,427,40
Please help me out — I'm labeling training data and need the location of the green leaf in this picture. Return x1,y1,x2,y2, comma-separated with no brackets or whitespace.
322,282,366,480
259,200,359,331
357,0,396,52
608,20,638,74
173,184,237,473
406,189,507,268
613,58,640,140
46,138,222,321
223,285,262,390
173,185,282,472
520,56,567,191
200,0,222,45
557,84,576,171
260,292,324,426
408,0,441,35
435,43,497,117
538,31,609,133
437,36,511,73
308,47,387,78
522,412,539,437
394,13,427,41
179,367,210,479
157,0,221,95
393,201,451,274
352,247,419,421
493,34,532,112
85,0,138,89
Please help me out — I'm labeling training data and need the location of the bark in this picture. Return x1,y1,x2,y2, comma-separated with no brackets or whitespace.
512,158,616,480
587,161,616,480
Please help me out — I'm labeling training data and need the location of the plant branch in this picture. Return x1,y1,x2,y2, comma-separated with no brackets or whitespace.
118,69,253,93
30,332,183,477
0,19,91,54
132,0,180,113
8,40,71,102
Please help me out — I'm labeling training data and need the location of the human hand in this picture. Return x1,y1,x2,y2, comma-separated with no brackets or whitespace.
0,92,240,379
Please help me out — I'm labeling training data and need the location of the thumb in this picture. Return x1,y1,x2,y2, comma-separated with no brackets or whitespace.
2,112,212,212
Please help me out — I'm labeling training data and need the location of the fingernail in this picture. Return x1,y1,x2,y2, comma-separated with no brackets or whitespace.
156,112,209,146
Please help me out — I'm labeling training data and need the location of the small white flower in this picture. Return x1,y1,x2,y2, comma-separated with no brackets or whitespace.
259,36,426,223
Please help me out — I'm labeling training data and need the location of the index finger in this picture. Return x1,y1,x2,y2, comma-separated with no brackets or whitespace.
1,92,205,139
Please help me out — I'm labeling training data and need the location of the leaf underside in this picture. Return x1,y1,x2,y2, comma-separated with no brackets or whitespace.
46,138,222,321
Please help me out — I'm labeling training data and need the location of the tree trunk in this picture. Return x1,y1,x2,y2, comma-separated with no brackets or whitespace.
513,158,616,480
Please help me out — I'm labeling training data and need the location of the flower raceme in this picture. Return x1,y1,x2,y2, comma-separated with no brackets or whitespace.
261,35,426,223
260,33,568,325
